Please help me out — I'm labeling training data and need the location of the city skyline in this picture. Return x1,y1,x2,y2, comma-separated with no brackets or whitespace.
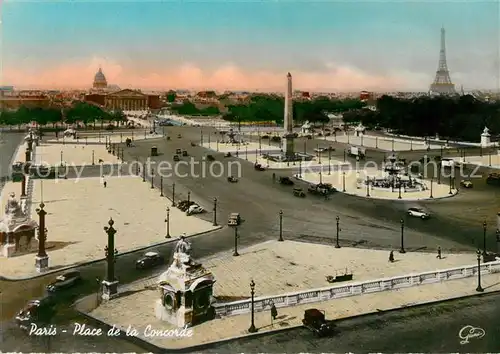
1,1,499,92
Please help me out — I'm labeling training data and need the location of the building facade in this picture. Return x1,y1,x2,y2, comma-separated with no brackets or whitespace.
105,89,148,111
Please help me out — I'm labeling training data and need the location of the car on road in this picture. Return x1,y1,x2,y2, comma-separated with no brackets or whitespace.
314,147,327,153
254,163,266,171
293,187,306,197
302,308,335,337
279,177,294,185
227,176,238,183
173,155,180,161
136,252,164,270
177,134,182,138
186,204,204,215
16,296,56,330
460,179,473,188
407,207,430,219
46,271,81,293
228,212,241,226
176,148,182,154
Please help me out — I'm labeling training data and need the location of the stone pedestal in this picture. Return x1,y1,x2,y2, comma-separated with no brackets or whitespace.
35,255,49,272
156,252,215,328
481,127,491,147
101,280,119,300
2,243,16,257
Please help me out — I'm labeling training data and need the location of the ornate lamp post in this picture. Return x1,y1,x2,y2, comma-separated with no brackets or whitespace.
172,182,176,206
483,221,487,256
233,226,240,256
448,175,452,195
35,202,49,272
60,150,64,167
213,198,218,226
398,179,402,199
142,162,146,182
165,207,171,238
92,150,95,165
399,219,406,253
248,280,257,333
366,177,370,197
160,176,164,196
151,168,155,189
187,191,191,204
278,210,284,242
343,149,346,162
342,172,346,192
437,163,441,184
430,177,434,199
102,218,119,300
335,216,340,248
476,249,484,292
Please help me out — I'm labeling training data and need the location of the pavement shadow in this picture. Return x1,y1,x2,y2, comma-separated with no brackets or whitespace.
484,281,500,290
258,315,298,330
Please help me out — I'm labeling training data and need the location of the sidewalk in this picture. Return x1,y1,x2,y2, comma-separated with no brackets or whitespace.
87,241,481,349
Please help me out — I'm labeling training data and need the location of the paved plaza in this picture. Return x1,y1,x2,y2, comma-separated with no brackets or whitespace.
238,153,347,171
298,168,456,201
324,133,442,151
88,240,483,349
45,131,163,145
34,143,120,166
0,176,217,279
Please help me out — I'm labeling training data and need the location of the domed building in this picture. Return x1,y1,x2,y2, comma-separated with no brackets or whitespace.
93,67,108,89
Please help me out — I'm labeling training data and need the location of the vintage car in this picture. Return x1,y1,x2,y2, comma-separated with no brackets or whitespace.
176,148,182,154
190,142,196,147
136,252,164,270
407,207,430,219
177,200,196,212
182,150,188,156
279,176,294,185
186,204,204,216
293,187,306,197
228,212,241,226
460,179,473,188
173,155,180,161
308,183,336,195
46,271,81,293
206,155,215,161
302,308,335,337
16,296,56,330
177,134,182,138
224,152,232,158
254,163,266,171
227,176,238,183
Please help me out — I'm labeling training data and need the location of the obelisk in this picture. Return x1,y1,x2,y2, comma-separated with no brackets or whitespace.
283,72,295,158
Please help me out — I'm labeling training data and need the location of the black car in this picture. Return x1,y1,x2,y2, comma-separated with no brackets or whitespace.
46,271,81,293
16,296,56,330
136,252,164,270
279,176,294,185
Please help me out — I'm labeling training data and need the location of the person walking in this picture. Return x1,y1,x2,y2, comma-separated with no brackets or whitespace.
436,246,442,259
389,250,394,262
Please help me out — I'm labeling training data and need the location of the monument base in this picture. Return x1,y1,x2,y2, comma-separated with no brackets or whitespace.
155,299,194,328
101,280,119,300
35,255,49,272
2,243,16,257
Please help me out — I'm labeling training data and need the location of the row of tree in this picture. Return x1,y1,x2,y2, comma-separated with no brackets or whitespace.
170,102,221,116
0,102,126,127
344,95,500,141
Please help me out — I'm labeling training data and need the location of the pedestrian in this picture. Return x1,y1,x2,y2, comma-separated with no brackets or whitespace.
270,302,278,321
272,172,276,182
389,250,394,262
436,246,442,259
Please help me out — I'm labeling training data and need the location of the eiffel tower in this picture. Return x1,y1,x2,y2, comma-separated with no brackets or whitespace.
430,27,455,95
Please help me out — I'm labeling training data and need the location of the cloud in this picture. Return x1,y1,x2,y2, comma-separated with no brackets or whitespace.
3,57,407,92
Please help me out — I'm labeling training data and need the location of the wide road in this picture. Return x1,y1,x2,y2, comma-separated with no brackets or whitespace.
203,292,500,353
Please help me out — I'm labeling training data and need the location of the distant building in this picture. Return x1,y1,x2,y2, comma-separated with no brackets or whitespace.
93,68,108,89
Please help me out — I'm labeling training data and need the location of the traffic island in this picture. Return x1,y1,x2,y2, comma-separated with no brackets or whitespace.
200,141,281,155
298,167,457,201
324,133,442,151
81,240,489,351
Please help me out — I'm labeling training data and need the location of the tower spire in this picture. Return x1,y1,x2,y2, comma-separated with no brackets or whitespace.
430,27,455,95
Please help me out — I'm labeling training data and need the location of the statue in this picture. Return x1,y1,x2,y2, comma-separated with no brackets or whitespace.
174,234,191,255
5,193,22,217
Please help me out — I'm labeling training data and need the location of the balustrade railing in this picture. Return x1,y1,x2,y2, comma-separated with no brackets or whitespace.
214,261,500,317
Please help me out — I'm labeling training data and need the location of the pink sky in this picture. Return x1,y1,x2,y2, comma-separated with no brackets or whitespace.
3,57,406,92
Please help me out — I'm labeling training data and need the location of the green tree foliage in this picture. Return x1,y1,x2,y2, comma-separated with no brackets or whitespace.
345,95,500,141
170,102,220,116
166,90,177,103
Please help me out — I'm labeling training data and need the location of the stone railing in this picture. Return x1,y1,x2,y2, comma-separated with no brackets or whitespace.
214,261,500,317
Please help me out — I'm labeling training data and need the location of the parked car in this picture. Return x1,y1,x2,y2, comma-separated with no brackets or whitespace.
293,187,306,197
16,296,56,330
279,176,294,185
314,147,327,153
182,150,188,156
254,163,266,171
460,179,473,188
46,271,81,293
177,200,196,212
407,207,430,219
136,252,164,270
176,148,182,154
206,155,215,161
227,176,238,183
224,152,232,158
177,134,182,138
302,309,335,337
186,204,204,216
173,155,180,161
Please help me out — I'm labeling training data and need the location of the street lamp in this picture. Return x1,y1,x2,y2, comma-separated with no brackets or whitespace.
142,162,146,182
160,176,164,196
187,191,191,204
476,249,484,292
335,216,340,248
233,226,240,256
172,182,176,206
448,175,452,195
483,221,487,256
151,168,155,189
437,163,441,184
298,159,302,178
399,219,406,253
35,202,49,272
398,179,402,199
248,280,257,333
213,198,218,226
92,150,95,165
165,207,171,238
245,145,248,160
103,218,119,299
342,172,346,192
303,140,306,155
278,210,284,242
430,177,434,198
366,177,370,197
60,151,64,167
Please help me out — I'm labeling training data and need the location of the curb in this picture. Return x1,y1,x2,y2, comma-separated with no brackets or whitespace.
0,226,223,282
75,288,500,353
